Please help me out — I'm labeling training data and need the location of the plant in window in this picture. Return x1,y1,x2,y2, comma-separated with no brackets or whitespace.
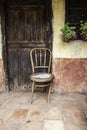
60,23,76,42
79,21,87,40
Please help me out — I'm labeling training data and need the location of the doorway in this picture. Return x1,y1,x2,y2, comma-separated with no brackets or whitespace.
4,0,53,91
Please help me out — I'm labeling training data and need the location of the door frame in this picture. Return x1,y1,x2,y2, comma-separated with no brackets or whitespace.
1,2,10,91
1,0,53,91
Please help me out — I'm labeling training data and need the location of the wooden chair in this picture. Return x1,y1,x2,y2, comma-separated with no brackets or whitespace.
30,48,54,103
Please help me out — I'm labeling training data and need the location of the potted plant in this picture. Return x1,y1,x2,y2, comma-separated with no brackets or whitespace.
60,23,76,42
79,21,87,40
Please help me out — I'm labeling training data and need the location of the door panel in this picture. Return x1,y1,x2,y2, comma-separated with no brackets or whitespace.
8,48,19,90
18,48,31,90
7,6,46,44
7,5,46,91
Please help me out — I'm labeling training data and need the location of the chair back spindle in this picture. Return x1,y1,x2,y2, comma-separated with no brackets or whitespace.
30,48,52,73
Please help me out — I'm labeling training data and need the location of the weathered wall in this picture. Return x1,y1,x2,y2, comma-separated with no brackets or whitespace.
0,17,2,59
0,12,4,92
52,0,87,58
0,0,87,92
52,0,87,93
53,58,87,93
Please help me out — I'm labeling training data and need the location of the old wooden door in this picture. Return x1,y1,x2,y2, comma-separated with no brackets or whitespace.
6,5,48,91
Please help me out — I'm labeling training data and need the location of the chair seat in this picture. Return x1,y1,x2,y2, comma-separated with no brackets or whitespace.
30,73,54,82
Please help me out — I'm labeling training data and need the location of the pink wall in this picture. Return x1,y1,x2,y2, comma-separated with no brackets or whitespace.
53,58,87,93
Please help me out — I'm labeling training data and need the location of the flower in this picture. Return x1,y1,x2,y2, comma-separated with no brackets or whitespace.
79,20,87,40
60,23,76,42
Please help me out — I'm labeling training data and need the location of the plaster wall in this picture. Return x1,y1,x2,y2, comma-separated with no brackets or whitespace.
52,0,87,58
52,0,87,93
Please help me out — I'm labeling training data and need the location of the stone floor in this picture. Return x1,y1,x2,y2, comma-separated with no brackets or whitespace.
0,91,87,130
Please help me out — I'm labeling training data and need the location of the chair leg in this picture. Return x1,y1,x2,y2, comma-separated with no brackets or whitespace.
48,82,52,104
31,81,35,104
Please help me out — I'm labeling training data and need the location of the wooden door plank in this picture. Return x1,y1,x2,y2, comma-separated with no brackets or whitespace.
18,48,32,90
8,48,19,90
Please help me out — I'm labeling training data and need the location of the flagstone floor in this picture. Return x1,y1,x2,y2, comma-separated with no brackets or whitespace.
0,91,87,130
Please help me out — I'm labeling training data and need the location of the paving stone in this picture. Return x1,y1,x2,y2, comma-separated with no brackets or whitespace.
45,107,62,119
26,101,50,121
65,124,79,130
26,100,62,121
79,125,87,130
0,92,11,100
0,126,20,130
20,103,31,109
65,124,87,130
11,109,28,120
0,119,3,126
4,92,31,109
4,99,21,109
70,93,86,101
0,92,11,108
51,93,79,101
12,92,31,103
61,101,80,112
84,110,87,118
0,121,23,130
0,109,14,121
50,100,62,109
21,122,42,130
72,111,87,125
63,111,87,125
77,101,87,111
34,92,48,101
42,120,65,130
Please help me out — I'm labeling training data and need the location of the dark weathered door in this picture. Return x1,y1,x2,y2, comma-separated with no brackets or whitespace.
7,5,47,91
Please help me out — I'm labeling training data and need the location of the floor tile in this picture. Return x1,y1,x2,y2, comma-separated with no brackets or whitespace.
42,120,65,130
11,109,28,120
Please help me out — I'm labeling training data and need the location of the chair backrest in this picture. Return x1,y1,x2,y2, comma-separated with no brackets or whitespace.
30,48,52,73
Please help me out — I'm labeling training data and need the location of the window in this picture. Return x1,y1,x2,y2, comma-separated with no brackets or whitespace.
65,0,87,39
